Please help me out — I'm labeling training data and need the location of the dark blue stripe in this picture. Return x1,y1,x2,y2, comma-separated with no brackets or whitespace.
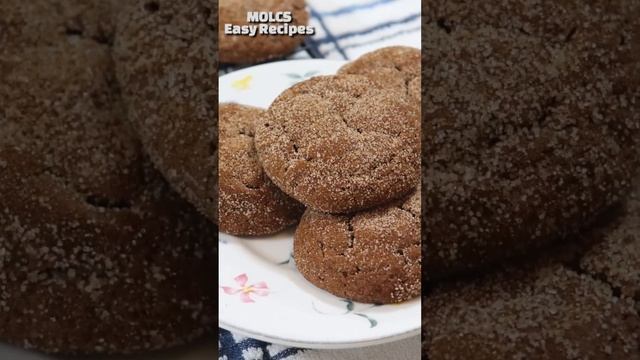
219,329,245,359
340,26,421,51
309,6,348,59
317,0,396,17
314,13,420,45
272,347,303,359
303,36,324,59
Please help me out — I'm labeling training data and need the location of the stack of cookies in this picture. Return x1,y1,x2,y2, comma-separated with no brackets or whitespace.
219,46,422,304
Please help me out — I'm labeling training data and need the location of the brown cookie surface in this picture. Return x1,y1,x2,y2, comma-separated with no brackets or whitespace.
0,11,215,355
114,0,218,223
579,180,640,300
423,263,640,359
294,189,420,304
219,0,309,64
339,46,421,103
423,174,640,359
0,0,115,49
219,103,304,236
423,0,640,279
255,75,420,213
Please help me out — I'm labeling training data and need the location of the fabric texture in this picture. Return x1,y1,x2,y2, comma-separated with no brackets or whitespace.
219,1,421,358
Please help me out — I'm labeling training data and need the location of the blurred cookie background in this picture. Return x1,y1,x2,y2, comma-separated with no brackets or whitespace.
0,0,216,358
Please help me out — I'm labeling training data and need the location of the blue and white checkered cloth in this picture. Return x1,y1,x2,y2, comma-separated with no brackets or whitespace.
219,1,421,359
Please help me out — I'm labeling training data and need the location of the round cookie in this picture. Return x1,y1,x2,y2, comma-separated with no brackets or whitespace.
219,0,309,64
339,46,421,103
423,263,640,359
423,0,640,279
114,0,218,223
0,32,214,355
255,75,420,213
294,189,420,304
219,103,304,236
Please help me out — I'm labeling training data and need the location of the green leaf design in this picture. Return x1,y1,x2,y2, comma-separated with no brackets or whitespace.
341,299,354,312
285,73,302,79
354,313,378,328
304,71,319,77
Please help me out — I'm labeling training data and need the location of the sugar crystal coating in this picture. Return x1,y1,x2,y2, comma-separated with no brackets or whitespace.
423,0,640,279
295,189,421,304
255,74,421,214
0,0,215,354
114,0,218,223
219,103,304,235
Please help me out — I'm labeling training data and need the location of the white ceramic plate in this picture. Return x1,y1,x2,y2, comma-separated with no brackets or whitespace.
218,60,421,349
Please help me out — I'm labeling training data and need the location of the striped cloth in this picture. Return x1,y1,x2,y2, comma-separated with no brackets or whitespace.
219,1,421,359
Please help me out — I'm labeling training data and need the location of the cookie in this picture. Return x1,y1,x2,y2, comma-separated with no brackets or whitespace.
423,0,640,279
294,189,420,304
114,0,218,223
0,30,214,355
219,0,309,64
579,180,640,299
219,103,304,236
0,0,115,49
423,263,640,359
338,46,421,103
255,75,420,213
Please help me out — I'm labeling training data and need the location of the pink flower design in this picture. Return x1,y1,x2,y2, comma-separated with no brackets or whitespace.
221,274,269,303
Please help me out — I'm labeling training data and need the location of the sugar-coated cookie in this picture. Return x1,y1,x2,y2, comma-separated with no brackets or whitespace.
114,0,218,223
255,75,420,213
339,46,421,103
219,103,304,235
294,189,420,304
423,0,640,279
0,26,214,355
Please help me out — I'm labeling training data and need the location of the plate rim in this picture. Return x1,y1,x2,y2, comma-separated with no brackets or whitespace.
219,320,420,350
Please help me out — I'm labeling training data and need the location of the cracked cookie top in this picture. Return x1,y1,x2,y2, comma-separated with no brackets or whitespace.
423,0,640,279
294,188,420,304
255,74,420,214
219,103,304,236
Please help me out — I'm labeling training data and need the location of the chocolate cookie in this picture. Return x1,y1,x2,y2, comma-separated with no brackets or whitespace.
423,263,639,359
0,27,214,355
219,0,309,64
338,46,421,103
579,181,640,299
294,189,420,304
423,0,640,279
255,75,420,213
114,0,218,223
219,103,304,236
0,0,114,49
